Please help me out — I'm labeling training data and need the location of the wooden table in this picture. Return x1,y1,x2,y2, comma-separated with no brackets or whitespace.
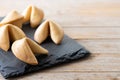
0,0,120,80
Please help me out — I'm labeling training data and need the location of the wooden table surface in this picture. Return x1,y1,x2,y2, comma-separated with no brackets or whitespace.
0,0,120,80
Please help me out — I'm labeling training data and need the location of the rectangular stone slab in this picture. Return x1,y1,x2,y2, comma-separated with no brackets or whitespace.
0,18,90,78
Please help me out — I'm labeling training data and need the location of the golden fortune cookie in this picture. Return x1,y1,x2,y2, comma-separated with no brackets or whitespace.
22,5,44,28
0,24,26,51
34,19,64,44
12,37,48,65
0,10,24,28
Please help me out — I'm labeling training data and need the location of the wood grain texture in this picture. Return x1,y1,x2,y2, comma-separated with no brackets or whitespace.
78,40,120,54
64,27,120,39
0,72,120,80
0,0,120,80
5,73,120,80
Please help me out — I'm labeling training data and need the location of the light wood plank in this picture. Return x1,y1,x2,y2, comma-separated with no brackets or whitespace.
0,0,120,26
64,27,120,39
78,40,120,54
6,72,120,80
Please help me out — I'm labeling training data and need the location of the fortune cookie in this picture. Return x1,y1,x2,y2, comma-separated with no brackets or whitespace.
0,10,24,28
34,19,64,44
12,37,48,65
22,5,44,28
0,24,26,51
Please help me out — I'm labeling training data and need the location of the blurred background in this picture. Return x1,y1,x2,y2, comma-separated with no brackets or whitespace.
0,0,120,27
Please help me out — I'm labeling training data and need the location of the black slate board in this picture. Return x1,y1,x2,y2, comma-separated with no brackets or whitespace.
0,17,90,78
